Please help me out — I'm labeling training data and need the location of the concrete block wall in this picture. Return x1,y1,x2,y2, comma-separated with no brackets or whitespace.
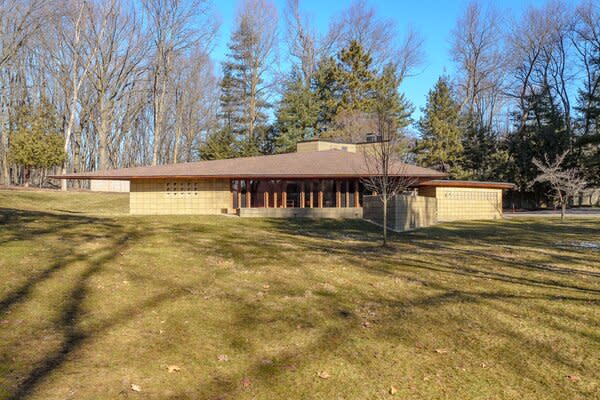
434,187,502,221
130,178,230,215
363,194,437,232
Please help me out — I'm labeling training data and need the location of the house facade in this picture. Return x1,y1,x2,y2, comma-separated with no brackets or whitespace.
55,140,513,222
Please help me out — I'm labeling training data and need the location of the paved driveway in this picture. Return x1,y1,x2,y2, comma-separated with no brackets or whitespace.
504,208,600,218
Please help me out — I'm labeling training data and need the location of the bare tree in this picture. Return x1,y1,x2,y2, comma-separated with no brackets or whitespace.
87,0,146,171
327,0,423,75
0,0,46,185
361,71,416,246
143,0,218,166
572,0,600,137
507,1,574,134
284,0,316,87
451,1,506,130
362,137,416,246
533,150,587,221
46,0,106,190
172,50,218,163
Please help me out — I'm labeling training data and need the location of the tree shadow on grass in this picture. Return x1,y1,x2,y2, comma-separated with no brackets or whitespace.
0,208,151,399
0,208,122,314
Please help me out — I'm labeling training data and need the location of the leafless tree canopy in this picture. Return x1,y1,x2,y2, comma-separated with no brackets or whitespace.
533,151,587,219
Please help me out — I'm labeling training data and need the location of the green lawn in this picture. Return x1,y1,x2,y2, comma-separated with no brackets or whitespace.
1,190,599,400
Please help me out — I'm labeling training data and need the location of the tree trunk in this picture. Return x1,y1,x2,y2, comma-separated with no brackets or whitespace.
561,202,566,222
382,196,388,246
98,97,110,170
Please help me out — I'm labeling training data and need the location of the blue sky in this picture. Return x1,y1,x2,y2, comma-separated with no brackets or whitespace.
210,0,549,118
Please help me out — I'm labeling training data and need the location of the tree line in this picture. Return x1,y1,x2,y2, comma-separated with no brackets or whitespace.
0,0,598,200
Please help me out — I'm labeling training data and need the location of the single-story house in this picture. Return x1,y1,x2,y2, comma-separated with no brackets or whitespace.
53,139,513,223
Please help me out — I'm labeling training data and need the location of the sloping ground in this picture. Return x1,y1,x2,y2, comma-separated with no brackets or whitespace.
0,190,599,400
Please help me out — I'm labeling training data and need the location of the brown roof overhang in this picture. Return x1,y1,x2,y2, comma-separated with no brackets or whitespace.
417,180,515,190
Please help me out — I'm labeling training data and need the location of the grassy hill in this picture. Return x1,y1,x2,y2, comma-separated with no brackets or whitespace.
1,189,599,399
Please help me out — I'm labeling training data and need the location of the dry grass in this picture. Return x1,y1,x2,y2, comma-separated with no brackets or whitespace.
0,189,599,400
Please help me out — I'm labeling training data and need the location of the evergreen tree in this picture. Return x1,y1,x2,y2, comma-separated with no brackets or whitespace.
373,65,412,139
507,85,571,191
415,77,465,177
217,11,273,157
461,121,509,181
335,40,377,113
9,104,66,186
274,74,320,153
576,53,600,184
199,128,239,160
313,56,339,133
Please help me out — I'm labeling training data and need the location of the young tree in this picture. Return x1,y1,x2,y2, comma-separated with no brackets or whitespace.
9,104,65,187
533,151,587,221
415,77,465,177
361,66,414,246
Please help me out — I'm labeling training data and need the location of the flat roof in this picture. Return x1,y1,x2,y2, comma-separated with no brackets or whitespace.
417,180,515,190
52,150,447,180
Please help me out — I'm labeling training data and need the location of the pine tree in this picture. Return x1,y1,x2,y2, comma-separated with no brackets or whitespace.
274,71,320,153
373,65,412,139
461,121,504,180
335,40,377,113
415,77,465,177
507,85,571,191
199,128,239,160
576,52,600,184
9,104,66,187
217,11,273,156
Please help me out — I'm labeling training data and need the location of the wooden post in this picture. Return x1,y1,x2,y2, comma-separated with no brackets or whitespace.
264,191,269,208
318,180,324,208
300,181,305,208
354,180,360,208
345,180,350,208
230,180,234,209
246,179,251,208
274,190,278,208
335,180,341,208
309,182,314,208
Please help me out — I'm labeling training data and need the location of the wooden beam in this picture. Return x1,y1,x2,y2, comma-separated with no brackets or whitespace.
246,179,251,208
354,180,360,208
309,182,314,208
282,180,287,208
345,180,350,208
264,191,269,208
300,181,305,208
274,191,278,208
318,180,324,208
335,180,341,208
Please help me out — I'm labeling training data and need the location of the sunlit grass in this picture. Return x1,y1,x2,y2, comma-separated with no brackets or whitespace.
1,189,599,399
